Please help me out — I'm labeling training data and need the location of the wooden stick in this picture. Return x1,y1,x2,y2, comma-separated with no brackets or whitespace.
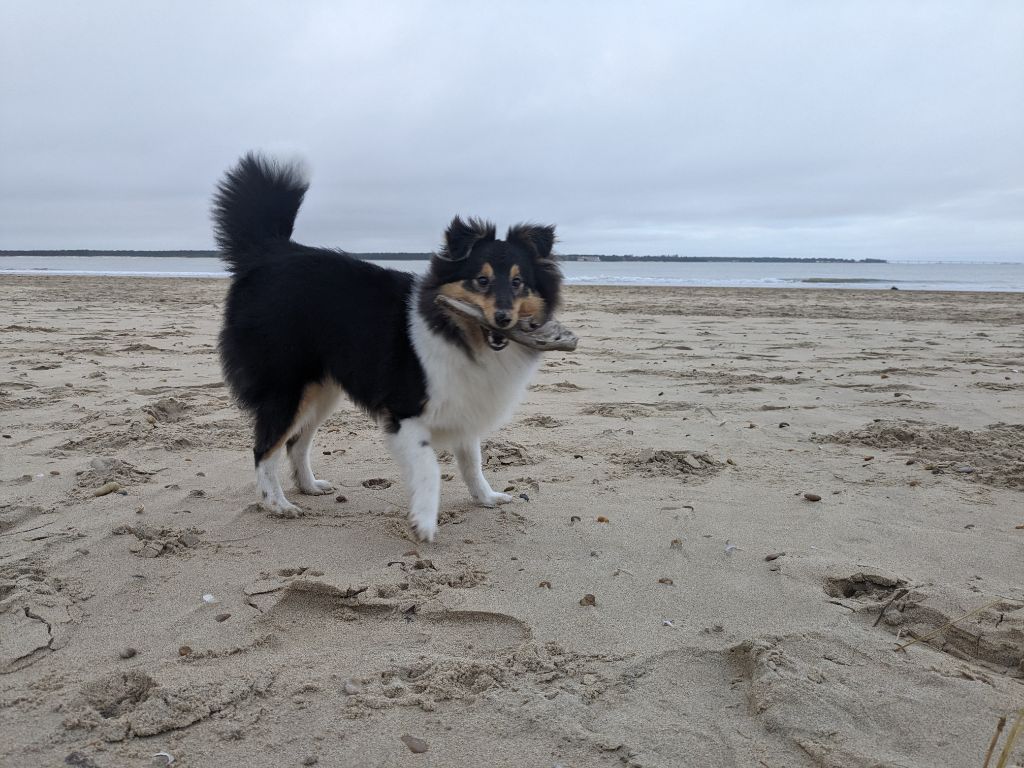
894,598,1002,652
434,294,578,352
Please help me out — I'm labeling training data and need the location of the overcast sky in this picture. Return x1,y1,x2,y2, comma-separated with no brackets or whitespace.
2,2,1022,261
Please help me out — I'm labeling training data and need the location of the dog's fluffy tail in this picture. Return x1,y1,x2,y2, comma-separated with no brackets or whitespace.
212,152,309,272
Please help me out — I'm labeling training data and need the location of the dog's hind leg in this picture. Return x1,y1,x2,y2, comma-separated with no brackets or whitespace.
455,438,513,507
287,382,341,495
253,394,302,515
385,417,440,542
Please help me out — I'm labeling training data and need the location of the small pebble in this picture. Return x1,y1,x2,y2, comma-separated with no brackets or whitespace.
670,538,683,549
75,547,90,555
119,647,137,659
764,552,785,561
1,434,10,439
302,756,319,765
803,493,821,502
569,515,581,524
335,494,347,503
343,680,361,695
215,613,231,622
400,735,429,754
135,505,145,514
538,580,552,589
778,422,790,428
50,470,60,475
178,645,192,657
596,515,609,523
956,466,975,474
579,593,596,606
519,493,530,501
657,577,673,585
726,458,736,466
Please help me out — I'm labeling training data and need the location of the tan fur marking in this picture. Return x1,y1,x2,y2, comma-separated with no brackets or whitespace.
262,382,324,457
516,293,547,323
439,282,490,347
480,262,494,279
510,264,521,279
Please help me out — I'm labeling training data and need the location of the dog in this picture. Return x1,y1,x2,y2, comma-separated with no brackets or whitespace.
213,153,562,541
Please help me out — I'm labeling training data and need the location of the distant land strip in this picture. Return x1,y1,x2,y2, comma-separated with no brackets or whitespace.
0,250,887,264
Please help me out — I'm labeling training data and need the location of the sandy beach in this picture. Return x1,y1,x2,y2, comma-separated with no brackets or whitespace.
1,275,1022,767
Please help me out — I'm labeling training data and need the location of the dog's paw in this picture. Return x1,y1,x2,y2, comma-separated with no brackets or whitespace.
298,479,335,496
408,504,438,543
267,499,302,518
410,518,437,543
475,491,514,508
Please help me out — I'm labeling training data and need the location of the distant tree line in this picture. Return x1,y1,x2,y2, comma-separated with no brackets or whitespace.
0,250,887,264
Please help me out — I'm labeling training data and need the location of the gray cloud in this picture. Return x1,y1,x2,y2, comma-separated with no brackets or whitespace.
1,1,1022,260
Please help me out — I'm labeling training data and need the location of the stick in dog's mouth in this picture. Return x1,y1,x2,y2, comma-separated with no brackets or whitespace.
434,294,579,353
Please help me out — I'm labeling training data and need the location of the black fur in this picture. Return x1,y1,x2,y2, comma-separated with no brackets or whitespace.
213,152,562,464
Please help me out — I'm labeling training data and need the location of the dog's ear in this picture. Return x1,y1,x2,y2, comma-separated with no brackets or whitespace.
439,216,496,261
508,223,561,315
506,223,556,261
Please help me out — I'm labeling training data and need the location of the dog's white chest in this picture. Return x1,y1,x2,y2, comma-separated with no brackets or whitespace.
409,307,539,440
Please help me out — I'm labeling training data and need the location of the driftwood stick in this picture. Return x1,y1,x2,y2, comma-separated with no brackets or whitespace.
435,294,579,352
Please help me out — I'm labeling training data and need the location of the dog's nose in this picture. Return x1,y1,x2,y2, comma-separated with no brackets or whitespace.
493,311,513,328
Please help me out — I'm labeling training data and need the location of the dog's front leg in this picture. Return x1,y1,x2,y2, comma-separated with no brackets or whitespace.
386,418,441,542
456,439,513,508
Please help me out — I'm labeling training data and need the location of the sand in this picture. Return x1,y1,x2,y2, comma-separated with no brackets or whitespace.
1,275,1022,767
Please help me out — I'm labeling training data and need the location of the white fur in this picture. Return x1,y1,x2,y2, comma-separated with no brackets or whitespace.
408,297,541,442
393,295,538,535
256,450,297,514
385,417,442,541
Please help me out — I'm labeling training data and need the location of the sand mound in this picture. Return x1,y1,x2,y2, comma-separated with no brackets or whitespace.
71,457,155,497
482,439,538,467
142,397,187,423
612,449,722,479
815,420,1024,490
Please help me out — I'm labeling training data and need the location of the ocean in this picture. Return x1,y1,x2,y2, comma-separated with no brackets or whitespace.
2,255,1023,292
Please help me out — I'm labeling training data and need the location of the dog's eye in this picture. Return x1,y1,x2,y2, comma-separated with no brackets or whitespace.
476,276,490,288
511,277,523,289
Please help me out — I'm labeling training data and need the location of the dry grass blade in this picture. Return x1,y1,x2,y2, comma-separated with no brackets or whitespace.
434,294,579,352
995,708,1024,768
984,716,1007,768
894,598,1002,653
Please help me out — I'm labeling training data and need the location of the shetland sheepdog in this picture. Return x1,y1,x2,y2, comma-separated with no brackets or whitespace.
213,153,562,541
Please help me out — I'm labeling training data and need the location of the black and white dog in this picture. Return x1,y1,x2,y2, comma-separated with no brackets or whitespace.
213,153,562,541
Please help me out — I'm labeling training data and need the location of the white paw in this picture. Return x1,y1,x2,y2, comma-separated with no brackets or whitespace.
408,505,438,543
298,478,334,495
267,498,301,518
475,491,514,508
